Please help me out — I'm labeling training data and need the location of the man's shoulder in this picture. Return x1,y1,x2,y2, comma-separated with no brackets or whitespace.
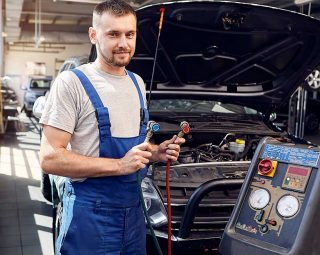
127,71,145,85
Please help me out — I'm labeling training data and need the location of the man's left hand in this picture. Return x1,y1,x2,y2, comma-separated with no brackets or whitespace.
152,135,185,162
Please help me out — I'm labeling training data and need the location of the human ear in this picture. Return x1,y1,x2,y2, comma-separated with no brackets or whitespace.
88,27,97,44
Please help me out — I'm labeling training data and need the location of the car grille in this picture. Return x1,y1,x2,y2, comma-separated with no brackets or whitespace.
156,183,241,238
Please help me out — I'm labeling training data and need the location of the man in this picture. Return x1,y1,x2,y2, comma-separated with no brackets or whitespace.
39,0,184,254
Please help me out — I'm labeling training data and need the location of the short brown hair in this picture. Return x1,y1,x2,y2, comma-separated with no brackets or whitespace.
93,0,136,27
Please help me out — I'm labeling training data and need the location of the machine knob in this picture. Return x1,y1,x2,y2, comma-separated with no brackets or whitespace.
258,159,273,175
260,224,269,233
266,219,277,226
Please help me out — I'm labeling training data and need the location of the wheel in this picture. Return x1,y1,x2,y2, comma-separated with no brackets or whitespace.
305,113,319,134
304,67,320,92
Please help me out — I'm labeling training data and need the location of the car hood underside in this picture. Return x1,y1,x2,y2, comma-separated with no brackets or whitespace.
127,1,320,115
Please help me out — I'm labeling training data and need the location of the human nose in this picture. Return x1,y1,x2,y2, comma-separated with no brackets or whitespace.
118,34,128,48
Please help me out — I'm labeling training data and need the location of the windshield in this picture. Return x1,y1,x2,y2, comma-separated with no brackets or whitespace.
149,99,258,115
31,79,51,89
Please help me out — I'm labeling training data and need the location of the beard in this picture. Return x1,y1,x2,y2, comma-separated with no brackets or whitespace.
96,42,133,67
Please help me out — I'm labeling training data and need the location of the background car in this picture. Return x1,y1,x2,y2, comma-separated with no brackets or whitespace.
273,95,320,134
304,65,320,92
58,55,89,73
0,80,19,132
22,75,52,117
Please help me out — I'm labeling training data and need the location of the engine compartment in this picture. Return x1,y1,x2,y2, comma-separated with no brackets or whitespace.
153,131,288,165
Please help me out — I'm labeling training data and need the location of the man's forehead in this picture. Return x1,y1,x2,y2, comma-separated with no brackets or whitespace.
98,12,136,30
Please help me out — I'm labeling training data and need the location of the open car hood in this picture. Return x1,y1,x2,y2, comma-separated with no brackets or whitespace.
127,1,320,115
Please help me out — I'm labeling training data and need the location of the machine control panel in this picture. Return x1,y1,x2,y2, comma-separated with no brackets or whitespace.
233,142,319,249
219,138,320,255
282,165,311,193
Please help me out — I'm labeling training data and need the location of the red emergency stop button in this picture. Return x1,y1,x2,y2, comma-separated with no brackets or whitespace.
258,159,273,175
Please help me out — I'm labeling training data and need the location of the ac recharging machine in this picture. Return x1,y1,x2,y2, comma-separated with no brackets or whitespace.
219,137,320,255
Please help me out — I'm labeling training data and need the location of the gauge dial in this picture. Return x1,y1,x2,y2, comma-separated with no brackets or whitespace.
249,189,270,209
277,195,299,217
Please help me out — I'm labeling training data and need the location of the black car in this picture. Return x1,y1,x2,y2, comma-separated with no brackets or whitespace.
128,1,320,254
273,95,320,135
39,1,320,254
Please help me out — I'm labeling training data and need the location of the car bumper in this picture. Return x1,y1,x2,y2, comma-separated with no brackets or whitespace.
146,230,220,255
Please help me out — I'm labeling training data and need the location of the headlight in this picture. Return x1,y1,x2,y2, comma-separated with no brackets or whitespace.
141,177,168,227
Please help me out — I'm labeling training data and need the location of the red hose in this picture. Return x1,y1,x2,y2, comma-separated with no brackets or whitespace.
166,159,172,255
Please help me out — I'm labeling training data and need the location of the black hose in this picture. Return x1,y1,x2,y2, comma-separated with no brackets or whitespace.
137,172,164,255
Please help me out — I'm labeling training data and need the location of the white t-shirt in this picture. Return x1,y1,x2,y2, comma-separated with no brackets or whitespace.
40,63,147,158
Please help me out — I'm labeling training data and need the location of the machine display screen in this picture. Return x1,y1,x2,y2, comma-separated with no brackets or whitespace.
288,166,308,176
282,165,311,193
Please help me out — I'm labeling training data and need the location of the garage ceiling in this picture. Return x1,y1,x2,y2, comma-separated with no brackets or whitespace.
2,0,320,51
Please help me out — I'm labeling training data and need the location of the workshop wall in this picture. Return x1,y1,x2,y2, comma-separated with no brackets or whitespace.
4,43,91,107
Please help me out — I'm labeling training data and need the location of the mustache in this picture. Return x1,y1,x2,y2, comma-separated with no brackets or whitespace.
113,49,131,54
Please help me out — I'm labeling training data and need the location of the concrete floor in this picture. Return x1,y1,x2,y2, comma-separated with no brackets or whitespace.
0,114,53,255
0,113,320,255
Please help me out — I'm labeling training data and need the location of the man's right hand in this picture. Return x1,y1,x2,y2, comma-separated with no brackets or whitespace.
119,142,152,175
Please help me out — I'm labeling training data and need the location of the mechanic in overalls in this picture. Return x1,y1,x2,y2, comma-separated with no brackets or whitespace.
39,0,185,254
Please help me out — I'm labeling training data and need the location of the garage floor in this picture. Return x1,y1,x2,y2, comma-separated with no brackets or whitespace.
0,113,320,255
0,115,53,255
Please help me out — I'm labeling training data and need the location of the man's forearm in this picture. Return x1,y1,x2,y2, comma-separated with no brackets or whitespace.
40,147,122,178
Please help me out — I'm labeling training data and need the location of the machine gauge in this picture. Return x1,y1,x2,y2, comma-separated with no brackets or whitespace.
249,189,270,209
277,195,299,218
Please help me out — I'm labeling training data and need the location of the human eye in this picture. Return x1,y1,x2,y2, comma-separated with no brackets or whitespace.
108,31,119,38
126,32,136,39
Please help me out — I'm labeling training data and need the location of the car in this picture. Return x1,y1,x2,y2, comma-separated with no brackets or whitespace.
1,80,18,108
304,65,320,92
22,75,52,117
1,79,19,132
36,1,320,254
58,55,89,73
273,95,320,134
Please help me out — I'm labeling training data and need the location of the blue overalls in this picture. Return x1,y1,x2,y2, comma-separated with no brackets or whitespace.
56,69,149,255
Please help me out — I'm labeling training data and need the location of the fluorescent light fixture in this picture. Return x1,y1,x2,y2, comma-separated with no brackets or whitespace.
2,32,7,37
53,0,101,3
294,0,312,5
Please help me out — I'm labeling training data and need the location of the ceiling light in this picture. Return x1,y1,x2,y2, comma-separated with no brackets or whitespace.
53,0,101,3
2,32,8,37
294,0,312,5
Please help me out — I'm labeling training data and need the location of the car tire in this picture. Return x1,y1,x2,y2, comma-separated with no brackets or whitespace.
305,113,320,134
304,66,320,92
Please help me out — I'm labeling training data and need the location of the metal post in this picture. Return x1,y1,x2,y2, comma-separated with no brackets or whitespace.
295,87,301,137
0,0,4,134
0,0,4,76
289,86,307,139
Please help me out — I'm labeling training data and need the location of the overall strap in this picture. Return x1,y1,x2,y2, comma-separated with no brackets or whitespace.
71,69,111,157
127,71,144,108
127,71,149,140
